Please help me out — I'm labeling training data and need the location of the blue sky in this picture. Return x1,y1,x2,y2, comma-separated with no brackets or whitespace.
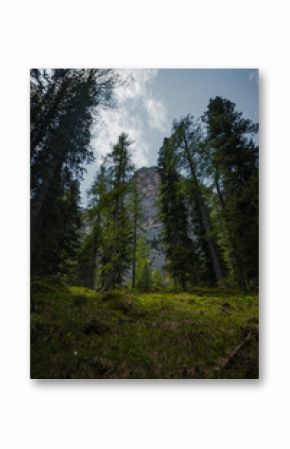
81,68,259,203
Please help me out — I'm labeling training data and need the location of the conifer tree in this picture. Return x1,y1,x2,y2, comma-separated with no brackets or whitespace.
31,165,81,279
172,115,224,284
202,97,259,289
89,133,135,290
31,69,117,277
158,137,196,289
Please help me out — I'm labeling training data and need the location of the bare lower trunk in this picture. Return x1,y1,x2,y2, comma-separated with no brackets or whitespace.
196,191,223,282
132,213,137,288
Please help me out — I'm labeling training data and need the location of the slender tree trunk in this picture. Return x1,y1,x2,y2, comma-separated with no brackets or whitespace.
195,187,223,282
182,133,223,283
215,177,225,209
88,226,99,290
132,212,137,288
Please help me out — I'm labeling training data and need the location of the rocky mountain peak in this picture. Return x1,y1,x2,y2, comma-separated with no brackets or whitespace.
135,166,164,271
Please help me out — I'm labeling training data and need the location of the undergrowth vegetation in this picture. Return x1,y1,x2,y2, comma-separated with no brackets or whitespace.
31,278,259,379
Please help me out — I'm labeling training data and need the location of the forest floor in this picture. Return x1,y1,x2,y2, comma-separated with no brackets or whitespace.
31,278,259,379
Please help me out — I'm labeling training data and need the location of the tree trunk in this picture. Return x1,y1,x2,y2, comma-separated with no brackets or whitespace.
182,132,223,283
132,213,137,288
88,226,99,290
204,331,254,377
196,190,223,282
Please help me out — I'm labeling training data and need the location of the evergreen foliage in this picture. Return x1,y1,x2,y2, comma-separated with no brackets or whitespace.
84,133,135,289
172,115,225,284
31,69,117,278
158,137,196,289
135,237,152,291
202,97,259,289
157,103,258,290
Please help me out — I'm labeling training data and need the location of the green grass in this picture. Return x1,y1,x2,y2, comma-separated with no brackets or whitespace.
31,278,259,379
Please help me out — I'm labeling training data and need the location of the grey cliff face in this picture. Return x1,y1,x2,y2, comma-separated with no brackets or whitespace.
135,166,165,272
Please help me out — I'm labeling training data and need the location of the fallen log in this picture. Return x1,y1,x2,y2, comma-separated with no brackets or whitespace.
204,330,254,377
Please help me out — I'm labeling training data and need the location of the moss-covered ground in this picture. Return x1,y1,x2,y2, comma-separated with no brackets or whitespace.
31,278,259,379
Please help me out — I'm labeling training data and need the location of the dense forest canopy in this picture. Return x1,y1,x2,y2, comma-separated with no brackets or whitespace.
31,69,258,292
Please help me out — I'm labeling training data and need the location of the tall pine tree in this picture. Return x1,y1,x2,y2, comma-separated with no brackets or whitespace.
202,96,259,289
84,133,134,290
31,69,117,277
158,137,196,289
172,115,224,284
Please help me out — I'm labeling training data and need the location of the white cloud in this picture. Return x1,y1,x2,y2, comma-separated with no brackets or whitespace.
92,105,150,168
91,69,168,169
145,97,167,131
115,69,159,102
